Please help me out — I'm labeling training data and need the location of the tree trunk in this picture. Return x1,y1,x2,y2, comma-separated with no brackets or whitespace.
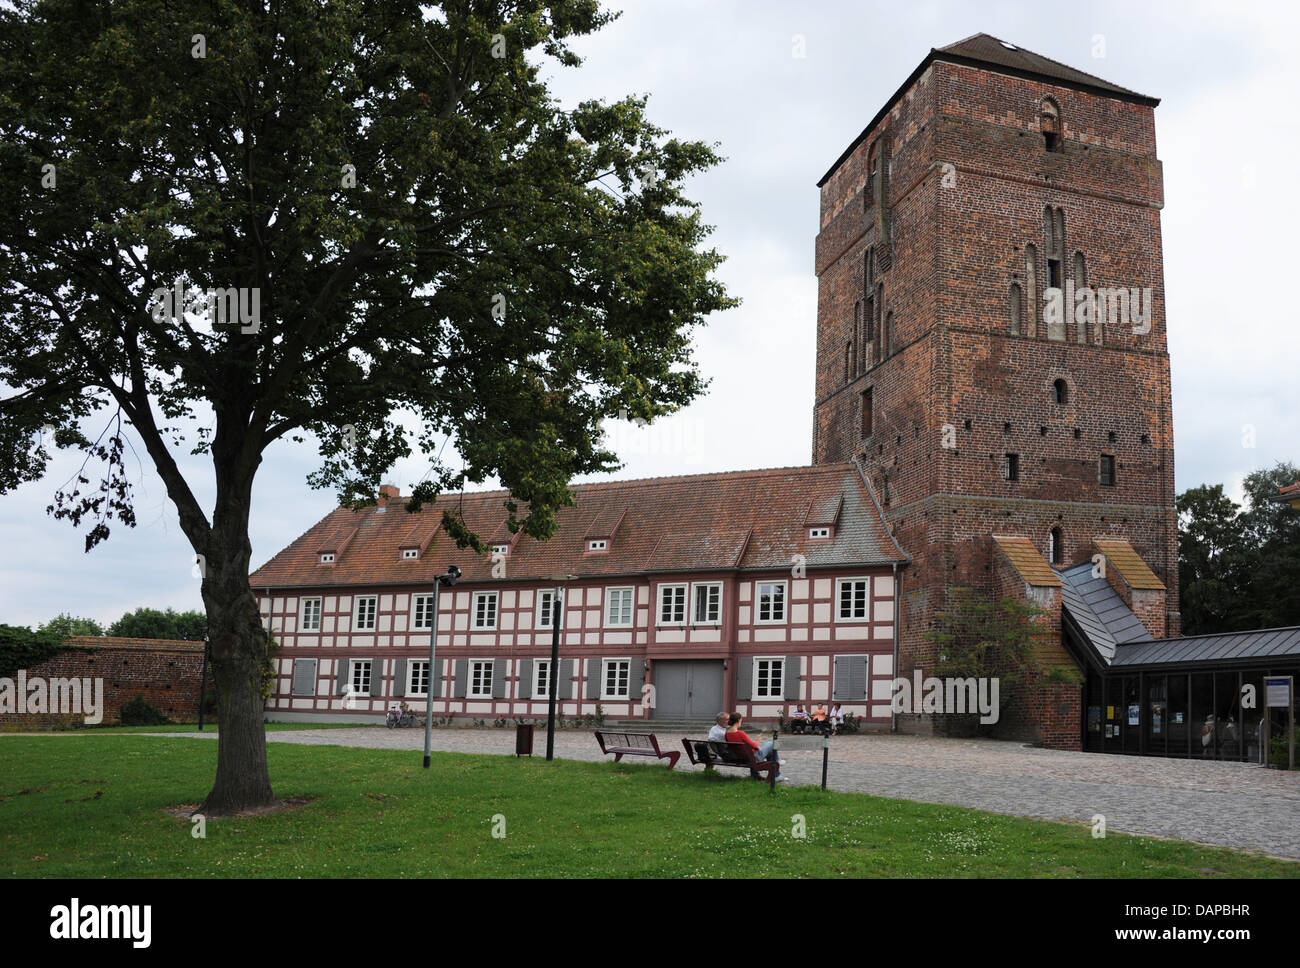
196,478,278,816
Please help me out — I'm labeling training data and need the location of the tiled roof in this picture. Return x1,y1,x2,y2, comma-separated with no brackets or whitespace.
62,636,204,652
817,33,1157,186
1058,563,1152,664
937,33,1155,103
992,535,1063,588
1093,539,1165,591
249,463,907,589
1111,627,1300,668
1272,481,1300,506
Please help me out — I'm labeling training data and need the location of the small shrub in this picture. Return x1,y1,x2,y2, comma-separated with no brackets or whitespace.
119,694,171,726
1270,728,1300,769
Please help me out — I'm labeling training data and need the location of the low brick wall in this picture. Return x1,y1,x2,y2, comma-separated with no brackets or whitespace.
0,636,207,729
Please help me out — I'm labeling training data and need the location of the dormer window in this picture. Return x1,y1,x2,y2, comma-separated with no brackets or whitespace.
320,553,335,564
402,549,418,560
809,527,831,540
587,539,608,552
490,543,510,556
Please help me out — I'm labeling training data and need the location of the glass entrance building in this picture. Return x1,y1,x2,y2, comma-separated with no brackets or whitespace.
1060,563,1300,760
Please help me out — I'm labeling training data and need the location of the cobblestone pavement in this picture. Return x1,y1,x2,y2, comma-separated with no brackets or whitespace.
152,727,1300,860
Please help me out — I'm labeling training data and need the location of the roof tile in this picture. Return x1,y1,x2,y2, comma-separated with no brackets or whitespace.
249,463,907,589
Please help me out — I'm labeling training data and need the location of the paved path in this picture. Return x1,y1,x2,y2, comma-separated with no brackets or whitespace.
149,727,1300,860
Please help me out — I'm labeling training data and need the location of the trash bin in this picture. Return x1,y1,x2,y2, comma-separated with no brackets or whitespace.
515,723,534,757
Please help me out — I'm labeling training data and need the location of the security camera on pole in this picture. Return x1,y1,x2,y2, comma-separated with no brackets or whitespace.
423,564,461,769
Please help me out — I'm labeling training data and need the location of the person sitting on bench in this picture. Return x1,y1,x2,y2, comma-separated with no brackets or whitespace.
828,703,844,734
790,704,809,733
725,713,787,783
708,712,730,743
811,704,828,733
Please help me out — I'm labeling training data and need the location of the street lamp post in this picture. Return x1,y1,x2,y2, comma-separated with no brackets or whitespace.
423,563,461,769
545,587,564,761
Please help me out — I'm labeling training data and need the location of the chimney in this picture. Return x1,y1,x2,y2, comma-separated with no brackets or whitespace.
377,484,401,508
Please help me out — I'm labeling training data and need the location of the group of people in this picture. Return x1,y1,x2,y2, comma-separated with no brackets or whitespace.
708,712,788,783
789,703,845,734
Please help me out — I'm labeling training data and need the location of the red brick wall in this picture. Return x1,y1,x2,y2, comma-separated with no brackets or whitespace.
812,57,1178,746
0,637,207,729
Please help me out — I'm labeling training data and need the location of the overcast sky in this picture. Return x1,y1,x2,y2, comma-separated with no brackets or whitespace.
3,0,1297,630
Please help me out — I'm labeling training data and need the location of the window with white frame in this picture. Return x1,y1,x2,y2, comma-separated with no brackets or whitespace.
809,527,830,539
756,582,786,623
605,587,634,627
320,553,335,564
350,659,373,695
402,548,418,560
658,584,687,625
537,589,560,629
602,659,631,699
469,659,493,698
412,594,435,631
588,539,608,552
408,660,430,696
692,582,721,624
473,592,498,629
754,658,784,699
491,543,510,556
533,659,552,699
837,578,870,620
300,597,322,632
354,595,378,630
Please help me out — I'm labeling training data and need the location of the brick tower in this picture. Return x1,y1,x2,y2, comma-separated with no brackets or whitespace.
811,34,1179,742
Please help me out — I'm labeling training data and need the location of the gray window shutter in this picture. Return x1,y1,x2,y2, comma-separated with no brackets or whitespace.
835,655,867,700
430,660,443,698
557,659,574,700
851,655,868,700
292,659,317,696
393,659,407,698
518,660,534,700
627,661,645,704
784,656,801,700
585,658,601,700
492,659,508,698
369,660,384,697
736,656,753,701
452,659,468,698
336,659,350,695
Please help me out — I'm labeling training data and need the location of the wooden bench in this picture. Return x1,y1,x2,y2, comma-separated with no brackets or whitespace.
680,739,776,780
594,731,680,769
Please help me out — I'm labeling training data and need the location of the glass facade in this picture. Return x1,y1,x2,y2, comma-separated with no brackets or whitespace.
1084,667,1300,761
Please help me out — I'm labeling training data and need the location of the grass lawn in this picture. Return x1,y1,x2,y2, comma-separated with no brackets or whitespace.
1,735,1295,878
61,722,371,734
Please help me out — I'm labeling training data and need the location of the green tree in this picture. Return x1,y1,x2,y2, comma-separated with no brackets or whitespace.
1176,483,1246,636
108,607,207,641
37,613,105,639
0,1,734,813
927,590,1058,737
0,624,65,678
1236,462,1300,630
1177,462,1299,636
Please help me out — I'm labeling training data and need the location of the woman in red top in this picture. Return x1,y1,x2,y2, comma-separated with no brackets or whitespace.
725,713,786,782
